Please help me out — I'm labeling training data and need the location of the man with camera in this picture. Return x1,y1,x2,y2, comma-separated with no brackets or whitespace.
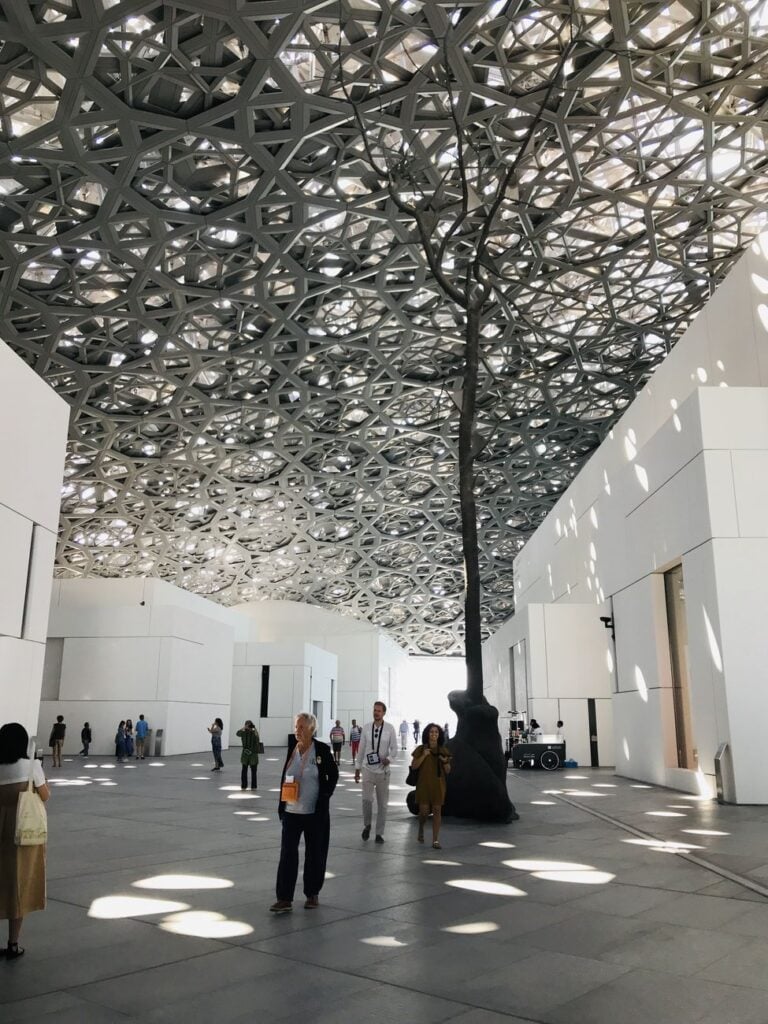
354,701,398,843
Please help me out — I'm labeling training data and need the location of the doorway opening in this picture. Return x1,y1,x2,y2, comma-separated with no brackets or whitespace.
664,564,696,769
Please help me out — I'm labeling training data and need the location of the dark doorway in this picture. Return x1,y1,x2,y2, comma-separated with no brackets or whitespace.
588,698,599,767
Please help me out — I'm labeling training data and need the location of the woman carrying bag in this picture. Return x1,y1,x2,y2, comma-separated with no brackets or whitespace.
410,723,452,849
0,723,50,959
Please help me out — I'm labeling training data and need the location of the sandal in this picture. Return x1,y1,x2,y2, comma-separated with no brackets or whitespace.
5,943,25,960
432,840,441,849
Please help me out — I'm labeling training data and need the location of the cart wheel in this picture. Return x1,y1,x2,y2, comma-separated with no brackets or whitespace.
540,749,560,771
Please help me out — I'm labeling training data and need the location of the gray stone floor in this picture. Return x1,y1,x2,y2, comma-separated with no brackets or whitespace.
4,750,768,1023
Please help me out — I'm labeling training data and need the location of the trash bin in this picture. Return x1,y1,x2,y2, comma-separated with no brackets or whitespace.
153,728,163,757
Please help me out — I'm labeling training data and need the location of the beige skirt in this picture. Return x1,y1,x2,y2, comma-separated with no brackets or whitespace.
0,782,46,920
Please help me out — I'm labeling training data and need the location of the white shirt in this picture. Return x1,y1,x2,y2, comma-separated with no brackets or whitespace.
355,720,398,773
0,758,46,787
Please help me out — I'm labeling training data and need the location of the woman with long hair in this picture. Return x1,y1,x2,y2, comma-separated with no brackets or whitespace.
0,723,50,959
410,723,452,849
208,718,224,771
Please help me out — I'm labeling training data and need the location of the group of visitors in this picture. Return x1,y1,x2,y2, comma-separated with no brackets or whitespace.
269,701,452,915
1,702,453,958
115,715,150,761
47,714,151,763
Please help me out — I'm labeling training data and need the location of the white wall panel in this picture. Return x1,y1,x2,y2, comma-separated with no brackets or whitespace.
48,604,153,639
492,243,768,799
594,699,615,768
0,636,45,733
731,451,768,537
0,505,32,638
59,637,162,702
0,341,68,532
23,526,58,643
543,605,613,700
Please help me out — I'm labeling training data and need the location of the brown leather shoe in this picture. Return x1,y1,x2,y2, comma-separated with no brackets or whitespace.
269,900,293,914
304,896,319,909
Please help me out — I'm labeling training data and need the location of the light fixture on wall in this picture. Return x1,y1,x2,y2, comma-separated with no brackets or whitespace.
599,615,615,640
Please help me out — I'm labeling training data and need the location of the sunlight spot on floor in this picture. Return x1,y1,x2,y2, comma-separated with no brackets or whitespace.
534,869,614,884
442,922,499,934
89,895,188,919
161,911,253,938
133,874,233,890
446,879,526,896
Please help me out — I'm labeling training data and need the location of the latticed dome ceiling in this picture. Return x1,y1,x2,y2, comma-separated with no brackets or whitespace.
2,0,768,654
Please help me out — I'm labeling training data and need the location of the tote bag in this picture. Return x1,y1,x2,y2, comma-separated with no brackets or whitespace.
15,747,48,846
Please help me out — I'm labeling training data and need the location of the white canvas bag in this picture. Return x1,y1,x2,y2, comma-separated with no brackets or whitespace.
15,743,47,846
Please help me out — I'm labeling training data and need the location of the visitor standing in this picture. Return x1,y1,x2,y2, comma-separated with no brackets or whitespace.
329,721,345,765
270,713,338,913
124,720,134,759
354,702,398,843
349,719,361,764
412,719,420,743
79,722,91,756
208,718,224,771
135,715,149,759
236,720,260,790
48,716,65,768
115,721,127,762
399,719,409,750
0,723,50,959
410,723,452,849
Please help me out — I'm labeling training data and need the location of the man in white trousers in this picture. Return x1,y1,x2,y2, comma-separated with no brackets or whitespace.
354,701,399,843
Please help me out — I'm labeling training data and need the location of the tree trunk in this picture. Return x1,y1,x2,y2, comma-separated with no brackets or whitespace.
460,306,484,703
440,304,517,823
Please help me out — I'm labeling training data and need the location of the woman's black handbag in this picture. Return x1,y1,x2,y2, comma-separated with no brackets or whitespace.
406,765,419,787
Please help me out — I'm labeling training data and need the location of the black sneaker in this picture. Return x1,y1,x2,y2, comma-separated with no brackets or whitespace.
375,835,384,844
361,825,371,841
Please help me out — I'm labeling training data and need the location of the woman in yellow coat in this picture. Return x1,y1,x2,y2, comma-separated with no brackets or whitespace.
410,723,452,849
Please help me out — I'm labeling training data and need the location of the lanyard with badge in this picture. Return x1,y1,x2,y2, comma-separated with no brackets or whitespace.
281,743,313,803
366,723,384,766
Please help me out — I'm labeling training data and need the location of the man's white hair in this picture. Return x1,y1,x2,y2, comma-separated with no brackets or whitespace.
296,712,317,734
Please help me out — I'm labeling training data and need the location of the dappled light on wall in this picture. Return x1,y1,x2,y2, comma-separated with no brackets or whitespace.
696,768,714,798
624,429,637,460
634,665,649,702
703,607,723,672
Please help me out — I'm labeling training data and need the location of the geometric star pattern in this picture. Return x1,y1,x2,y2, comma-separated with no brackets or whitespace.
2,1,768,653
